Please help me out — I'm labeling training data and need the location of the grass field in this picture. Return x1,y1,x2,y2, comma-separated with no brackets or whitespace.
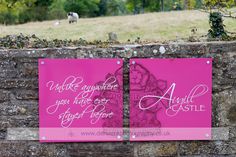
0,10,236,42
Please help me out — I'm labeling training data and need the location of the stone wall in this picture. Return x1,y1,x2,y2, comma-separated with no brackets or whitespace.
0,41,235,157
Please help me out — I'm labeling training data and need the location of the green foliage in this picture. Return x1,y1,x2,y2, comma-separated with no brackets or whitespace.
0,0,36,24
159,0,197,11
126,0,162,13
2,0,235,25
208,12,228,38
203,1,236,40
48,0,66,19
195,0,203,8
145,0,162,12
0,11,17,25
98,0,127,16
18,0,53,23
163,0,176,11
64,0,99,17
98,0,107,16
106,0,127,15
35,0,53,6
0,0,52,24
183,0,197,9
29,0,53,21
18,7,49,23
203,0,235,9
172,1,183,10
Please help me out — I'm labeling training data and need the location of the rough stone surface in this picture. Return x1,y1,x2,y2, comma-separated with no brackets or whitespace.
134,142,178,157
0,41,235,156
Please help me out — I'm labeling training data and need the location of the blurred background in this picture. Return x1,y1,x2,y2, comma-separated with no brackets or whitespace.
0,0,208,24
0,0,236,43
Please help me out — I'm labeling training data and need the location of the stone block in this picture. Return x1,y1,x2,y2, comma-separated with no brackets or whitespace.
0,79,38,89
134,142,177,157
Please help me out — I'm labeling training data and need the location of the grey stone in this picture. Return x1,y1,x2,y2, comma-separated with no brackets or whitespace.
0,90,10,103
0,130,6,140
134,142,178,157
67,143,133,157
0,141,28,157
13,89,38,100
214,90,236,127
212,127,229,140
108,32,118,42
19,63,38,78
0,79,38,89
7,128,38,140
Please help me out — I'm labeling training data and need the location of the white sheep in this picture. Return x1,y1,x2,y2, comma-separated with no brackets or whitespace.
67,12,79,24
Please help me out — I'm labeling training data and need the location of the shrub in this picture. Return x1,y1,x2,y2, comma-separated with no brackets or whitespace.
64,0,99,17
208,12,228,39
48,0,67,20
0,11,18,25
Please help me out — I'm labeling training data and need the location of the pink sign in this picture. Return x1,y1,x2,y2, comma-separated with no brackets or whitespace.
129,58,212,141
39,59,123,142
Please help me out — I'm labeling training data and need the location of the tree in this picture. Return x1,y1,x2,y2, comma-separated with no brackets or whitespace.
203,0,236,39
98,0,126,16
0,0,36,24
106,0,127,15
98,0,108,16
49,0,67,19
35,0,53,6
18,0,53,23
126,0,141,14
126,0,162,14
145,0,162,12
203,0,236,18
161,0,164,11
64,0,99,17
183,0,196,9
195,0,203,8
204,0,235,9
